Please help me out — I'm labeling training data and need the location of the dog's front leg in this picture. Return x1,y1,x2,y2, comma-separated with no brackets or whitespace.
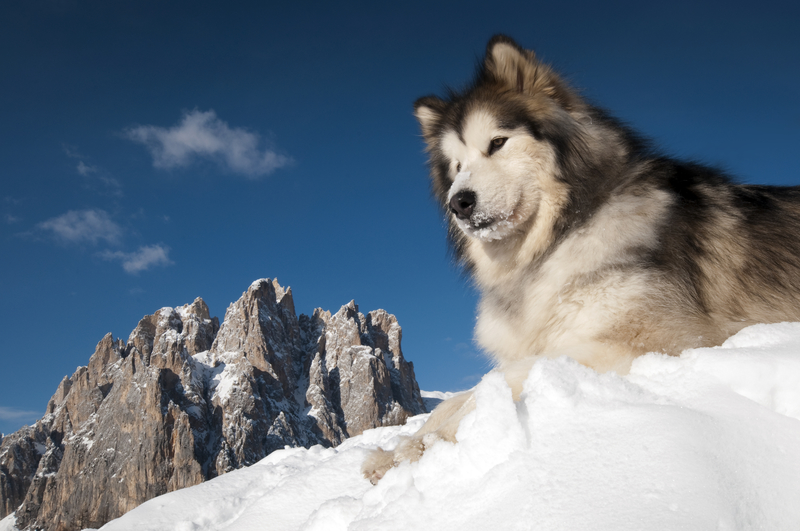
362,390,475,484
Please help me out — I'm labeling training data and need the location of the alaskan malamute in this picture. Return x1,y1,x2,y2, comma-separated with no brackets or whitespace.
363,35,800,482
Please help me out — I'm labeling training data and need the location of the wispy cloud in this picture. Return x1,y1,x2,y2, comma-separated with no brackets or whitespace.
99,244,173,274
124,109,292,177
4,213,20,224
0,406,40,422
36,209,122,245
76,160,97,176
64,145,123,196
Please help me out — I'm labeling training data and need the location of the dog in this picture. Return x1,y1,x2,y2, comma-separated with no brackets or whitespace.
362,34,800,483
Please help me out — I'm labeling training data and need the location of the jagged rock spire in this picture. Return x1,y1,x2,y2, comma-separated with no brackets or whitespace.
0,279,425,531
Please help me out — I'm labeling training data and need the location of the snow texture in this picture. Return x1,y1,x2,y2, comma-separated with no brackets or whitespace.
14,323,800,531
0,514,16,531
446,171,472,201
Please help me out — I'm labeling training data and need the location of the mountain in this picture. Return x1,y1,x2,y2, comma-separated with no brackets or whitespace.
0,279,425,531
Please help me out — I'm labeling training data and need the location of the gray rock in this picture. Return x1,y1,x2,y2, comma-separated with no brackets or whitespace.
0,279,425,531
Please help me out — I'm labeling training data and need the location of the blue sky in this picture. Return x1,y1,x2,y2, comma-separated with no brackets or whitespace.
1,0,798,435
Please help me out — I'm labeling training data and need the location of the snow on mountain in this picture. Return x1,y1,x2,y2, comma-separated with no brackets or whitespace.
0,279,426,531
71,322,800,531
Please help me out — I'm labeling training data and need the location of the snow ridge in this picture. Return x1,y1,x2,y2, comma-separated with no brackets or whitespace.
95,322,800,531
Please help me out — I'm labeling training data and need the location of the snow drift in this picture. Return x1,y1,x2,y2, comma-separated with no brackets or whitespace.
6,322,799,531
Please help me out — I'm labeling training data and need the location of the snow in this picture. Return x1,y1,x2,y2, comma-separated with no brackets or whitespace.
250,279,266,289
40,323,800,529
0,514,17,531
420,389,456,412
191,351,241,404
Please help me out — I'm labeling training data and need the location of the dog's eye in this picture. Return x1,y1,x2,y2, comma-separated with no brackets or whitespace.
456,162,462,172
488,137,508,155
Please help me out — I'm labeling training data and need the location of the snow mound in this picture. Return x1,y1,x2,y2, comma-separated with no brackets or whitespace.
94,323,800,530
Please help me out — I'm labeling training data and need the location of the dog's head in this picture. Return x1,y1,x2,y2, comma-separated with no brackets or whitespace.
415,36,621,261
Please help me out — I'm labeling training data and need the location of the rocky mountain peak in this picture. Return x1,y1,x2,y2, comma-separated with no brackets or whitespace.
0,279,425,531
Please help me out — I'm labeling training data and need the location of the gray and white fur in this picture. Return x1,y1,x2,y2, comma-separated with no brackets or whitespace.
363,35,800,483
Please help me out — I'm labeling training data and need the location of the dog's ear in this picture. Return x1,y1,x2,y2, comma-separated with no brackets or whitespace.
485,35,538,93
484,35,577,109
414,96,446,140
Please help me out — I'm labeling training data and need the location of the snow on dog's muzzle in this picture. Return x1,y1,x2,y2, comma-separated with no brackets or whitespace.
448,172,474,220
446,171,515,241
448,172,472,200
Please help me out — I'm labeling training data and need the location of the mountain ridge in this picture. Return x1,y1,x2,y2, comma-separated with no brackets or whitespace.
0,278,425,531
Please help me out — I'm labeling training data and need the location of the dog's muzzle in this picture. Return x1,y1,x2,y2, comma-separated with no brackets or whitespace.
449,190,476,220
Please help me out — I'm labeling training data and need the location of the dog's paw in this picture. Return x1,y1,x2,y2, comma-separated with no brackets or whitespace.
362,435,437,484
392,435,427,463
362,448,395,485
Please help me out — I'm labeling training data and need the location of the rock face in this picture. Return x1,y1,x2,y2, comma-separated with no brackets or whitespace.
0,279,425,531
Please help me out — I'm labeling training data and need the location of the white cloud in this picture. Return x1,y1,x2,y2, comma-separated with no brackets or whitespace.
37,209,122,245
100,244,173,274
76,160,97,176
0,406,40,422
125,109,291,177
5,213,20,224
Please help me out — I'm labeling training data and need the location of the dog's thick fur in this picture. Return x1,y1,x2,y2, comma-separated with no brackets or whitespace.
363,35,800,483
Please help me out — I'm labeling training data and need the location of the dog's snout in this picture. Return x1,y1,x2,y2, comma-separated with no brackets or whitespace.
449,190,476,220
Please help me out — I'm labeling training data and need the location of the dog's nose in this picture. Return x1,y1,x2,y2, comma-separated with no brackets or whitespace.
449,190,476,220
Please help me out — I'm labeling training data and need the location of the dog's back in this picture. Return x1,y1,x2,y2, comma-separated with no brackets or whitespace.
650,163,800,341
